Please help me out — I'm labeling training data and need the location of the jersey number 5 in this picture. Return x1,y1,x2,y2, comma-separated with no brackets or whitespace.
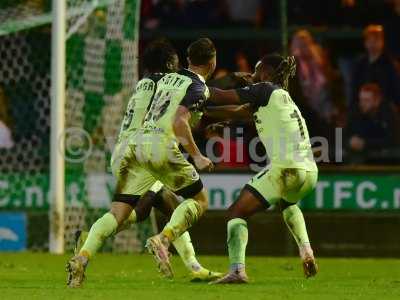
121,100,135,131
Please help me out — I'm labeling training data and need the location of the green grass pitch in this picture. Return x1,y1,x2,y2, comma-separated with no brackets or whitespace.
0,253,399,300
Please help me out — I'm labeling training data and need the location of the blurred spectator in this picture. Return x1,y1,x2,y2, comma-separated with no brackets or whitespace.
213,68,229,80
141,0,158,29
184,0,226,27
288,0,356,27
351,25,400,111
335,0,362,27
287,0,387,27
384,0,400,61
290,29,336,122
141,0,394,29
0,87,14,149
235,51,252,73
152,0,187,28
142,0,226,29
223,0,263,27
0,121,13,149
348,83,395,159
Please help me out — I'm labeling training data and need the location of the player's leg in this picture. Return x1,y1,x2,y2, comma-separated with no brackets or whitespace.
105,182,177,232
117,182,202,278
77,197,136,259
281,169,319,278
67,146,156,287
146,185,206,278
72,185,163,277
150,187,222,281
160,186,207,242
66,199,135,288
120,182,221,280
74,180,220,280
98,182,168,235
213,167,281,284
149,187,201,270
146,146,208,276
212,186,270,284
74,189,157,255
280,200,317,278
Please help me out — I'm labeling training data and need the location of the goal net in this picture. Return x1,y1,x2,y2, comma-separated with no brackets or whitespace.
0,0,153,252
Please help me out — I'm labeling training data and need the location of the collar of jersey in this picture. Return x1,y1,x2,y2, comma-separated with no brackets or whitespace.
185,68,206,83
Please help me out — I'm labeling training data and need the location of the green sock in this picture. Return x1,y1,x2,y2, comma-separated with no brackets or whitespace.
227,218,248,266
172,231,201,272
162,199,202,241
117,210,137,233
282,205,310,246
80,212,118,258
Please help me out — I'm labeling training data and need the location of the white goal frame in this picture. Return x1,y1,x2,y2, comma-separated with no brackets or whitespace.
49,0,66,254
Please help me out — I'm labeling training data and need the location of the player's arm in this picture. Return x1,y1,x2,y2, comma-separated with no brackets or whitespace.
173,106,202,158
208,87,241,105
209,83,271,108
173,106,213,171
205,104,253,122
207,72,253,89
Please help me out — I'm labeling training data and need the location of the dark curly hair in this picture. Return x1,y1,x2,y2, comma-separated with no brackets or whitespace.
142,38,178,73
259,54,296,90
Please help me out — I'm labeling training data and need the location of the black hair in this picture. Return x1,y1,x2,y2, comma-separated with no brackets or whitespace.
142,38,178,73
259,53,296,90
187,38,216,66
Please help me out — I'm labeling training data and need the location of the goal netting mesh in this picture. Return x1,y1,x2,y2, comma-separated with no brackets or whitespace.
0,0,154,252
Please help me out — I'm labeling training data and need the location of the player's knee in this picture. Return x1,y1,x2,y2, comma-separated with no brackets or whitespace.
135,191,157,222
109,210,126,226
193,188,208,214
201,199,208,212
155,188,177,217
193,188,208,212
134,209,147,222
110,202,133,226
279,199,296,213
196,196,208,213
227,204,244,221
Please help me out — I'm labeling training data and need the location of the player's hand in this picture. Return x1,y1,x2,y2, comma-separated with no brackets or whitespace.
193,155,214,172
189,98,207,113
205,121,230,137
232,72,253,87
349,136,365,152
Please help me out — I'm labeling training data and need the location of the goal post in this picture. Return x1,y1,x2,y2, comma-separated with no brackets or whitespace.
49,0,66,254
55,0,146,253
0,0,154,253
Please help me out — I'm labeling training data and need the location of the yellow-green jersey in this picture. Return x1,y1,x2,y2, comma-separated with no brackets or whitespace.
117,73,164,144
141,69,209,142
236,82,317,171
112,69,208,200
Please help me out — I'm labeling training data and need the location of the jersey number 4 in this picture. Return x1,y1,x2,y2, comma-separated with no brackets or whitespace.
290,109,305,139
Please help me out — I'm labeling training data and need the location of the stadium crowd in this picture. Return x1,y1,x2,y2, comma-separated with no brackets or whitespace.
1,0,400,168
141,0,400,35
141,0,400,166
